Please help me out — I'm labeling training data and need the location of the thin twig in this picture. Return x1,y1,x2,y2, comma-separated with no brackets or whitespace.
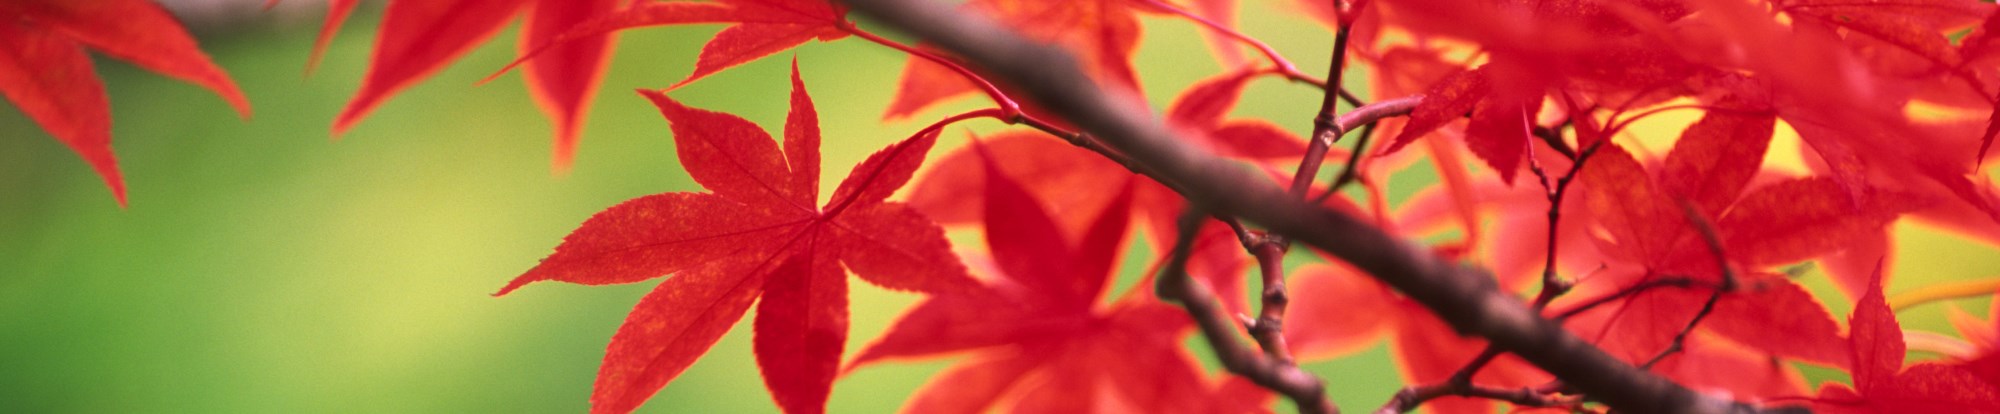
1248,241,1296,363
1548,276,1718,321
843,24,1022,118
1639,200,1738,369
1314,121,1379,203
1133,0,1325,88
1159,211,1338,414
1289,26,1356,197
1308,96,1421,203
1374,382,1576,414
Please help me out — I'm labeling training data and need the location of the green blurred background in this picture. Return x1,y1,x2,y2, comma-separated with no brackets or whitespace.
1,1,1994,413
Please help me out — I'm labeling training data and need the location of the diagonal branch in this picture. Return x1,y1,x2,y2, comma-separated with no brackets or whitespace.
835,1,1797,413
1161,211,1337,414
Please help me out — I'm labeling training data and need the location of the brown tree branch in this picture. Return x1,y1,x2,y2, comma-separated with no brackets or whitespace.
1290,25,1356,198
1375,381,1576,414
1247,241,1296,363
1161,212,1337,414
835,1,1794,413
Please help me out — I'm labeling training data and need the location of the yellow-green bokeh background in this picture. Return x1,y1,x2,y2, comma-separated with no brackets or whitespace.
2,3,1995,413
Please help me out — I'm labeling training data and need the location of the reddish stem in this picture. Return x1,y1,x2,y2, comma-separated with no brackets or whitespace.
1134,0,1322,88
1248,241,1296,363
843,24,1022,119
1288,26,1355,197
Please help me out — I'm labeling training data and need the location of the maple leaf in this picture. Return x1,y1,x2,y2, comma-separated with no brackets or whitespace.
1572,133,1885,370
1288,261,1551,414
851,142,1244,412
909,68,1309,234
905,69,1311,311
1811,270,2000,413
498,0,850,91
326,0,624,170
498,65,973,414
1380,65,1489,156
0,0,250,205
883,0,1146,118
1376,56,1549,185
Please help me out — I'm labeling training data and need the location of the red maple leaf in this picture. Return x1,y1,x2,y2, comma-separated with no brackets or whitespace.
905,68,1312,311
1950,293,2000,391
850,141,1250,412
0,0,250,205
498,0,849,91
497,64,974,414
883,0,1147,118
1288,261,1551,414
1564,108,1917,374
1811,270,2000,413
905,67,1310,233
325,0,624,170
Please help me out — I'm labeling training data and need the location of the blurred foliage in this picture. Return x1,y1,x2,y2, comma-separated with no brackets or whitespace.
1,2,1995,414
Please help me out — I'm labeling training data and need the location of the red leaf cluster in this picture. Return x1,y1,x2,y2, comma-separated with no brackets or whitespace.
498,64,973,414
16,0,2000,413
0,0,249,205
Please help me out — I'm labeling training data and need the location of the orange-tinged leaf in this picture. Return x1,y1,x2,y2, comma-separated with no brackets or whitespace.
1286,263,1396,359
848,288,1053,365
523,0,620,170
886,0,1147,115
882,54,975,119
507,67,970,413
900,352,1038,413
906,131,1125,231
1167,67,1256,129
1187,0,1245,66
1209,122,1311,160
1162,68,1311,163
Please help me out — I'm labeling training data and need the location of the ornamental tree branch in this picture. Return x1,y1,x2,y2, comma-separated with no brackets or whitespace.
1289,25,1356,198
1161,211,1337,414
836,1,1794,413
1375,381,1575,414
